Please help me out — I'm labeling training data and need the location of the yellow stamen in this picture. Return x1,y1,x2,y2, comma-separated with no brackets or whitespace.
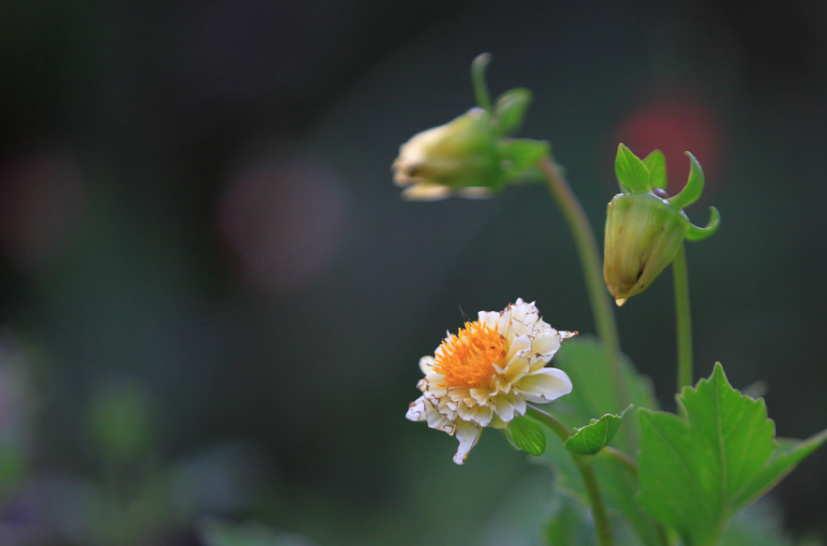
434,319,507,389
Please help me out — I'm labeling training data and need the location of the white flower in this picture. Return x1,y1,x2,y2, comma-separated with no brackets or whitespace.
406,299,575,464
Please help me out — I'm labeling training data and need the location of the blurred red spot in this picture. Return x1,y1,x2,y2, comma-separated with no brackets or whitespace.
615,96,722,197
0,149,85,269
217,152,349,293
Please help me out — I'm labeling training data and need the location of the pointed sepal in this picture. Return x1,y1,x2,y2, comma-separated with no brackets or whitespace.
615,143,651,194
493,88,532,136
669,151,705,210
686,206,721,241
643,149,667,190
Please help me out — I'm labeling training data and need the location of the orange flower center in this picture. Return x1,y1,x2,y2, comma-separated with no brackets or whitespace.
434,319,507,389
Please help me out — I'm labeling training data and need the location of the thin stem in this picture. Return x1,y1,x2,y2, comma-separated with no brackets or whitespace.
576,459,614,546
526,405,614,546
538,157,620,359
673,243,693,391
599,446,638,477
526,404,571,443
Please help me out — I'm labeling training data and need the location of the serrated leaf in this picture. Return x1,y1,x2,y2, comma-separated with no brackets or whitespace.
643,150,667,190
638,362,827,546
732,429,827,510
507,415,546,456
565,407,630,455
615,144,650,193
493,88,532,135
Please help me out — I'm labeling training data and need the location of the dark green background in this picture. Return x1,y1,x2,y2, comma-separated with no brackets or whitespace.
1,0,825,544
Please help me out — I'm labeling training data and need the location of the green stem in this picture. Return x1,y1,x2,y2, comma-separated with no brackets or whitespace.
599,446,638,477
673,243,693,391
538,157,620,359
526,404,570,443
526,406,614,546
539,156,631,448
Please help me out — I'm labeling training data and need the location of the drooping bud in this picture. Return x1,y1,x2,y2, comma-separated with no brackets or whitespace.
392,53,548,201
392,107,503,200
604,144,720,305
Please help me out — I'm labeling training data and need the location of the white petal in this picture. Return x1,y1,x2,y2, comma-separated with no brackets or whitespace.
510,392,527,416
452,421,481,465
506,334,532,361
501,356,530,387
427,407,456,434
469,388,490,404
406,397,427,422
419,356,437,374
516,368,573,403
494,395,516,422
401,183,450,201
455,187,494,199
478,310,500,330
457,402,493,427
447,387,471,402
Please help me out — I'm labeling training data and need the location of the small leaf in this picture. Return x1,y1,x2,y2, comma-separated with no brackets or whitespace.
643,150,667,190
493,88,533,136
499,138,549,172
507,415,546,456
615,143,650,193
638,362,827,546
565,407,631,455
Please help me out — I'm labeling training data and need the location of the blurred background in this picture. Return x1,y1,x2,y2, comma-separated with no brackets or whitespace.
0,0,826,544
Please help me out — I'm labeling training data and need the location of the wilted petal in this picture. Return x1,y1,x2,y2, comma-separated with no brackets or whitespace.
457,402,493,427
406,397,427,422
453,421,481,465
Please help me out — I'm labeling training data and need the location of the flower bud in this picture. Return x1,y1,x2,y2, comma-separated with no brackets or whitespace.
392,107,503,200
604,144,720,305
604,193,689,304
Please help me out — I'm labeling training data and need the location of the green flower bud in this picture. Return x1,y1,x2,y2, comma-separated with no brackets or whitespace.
392,53,549,201
604,144,720,305
392,107,504,200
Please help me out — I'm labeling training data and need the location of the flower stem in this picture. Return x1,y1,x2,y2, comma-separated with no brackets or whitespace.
673,242,693,391
538,157,620,360
526,405,614,546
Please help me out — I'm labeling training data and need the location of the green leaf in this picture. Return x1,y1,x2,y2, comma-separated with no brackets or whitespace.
638,362,827,546
732,430,827,510
493,88,533,135
566,407,631,455
642,150,667,190
507,414,546,456
615,143,650,194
